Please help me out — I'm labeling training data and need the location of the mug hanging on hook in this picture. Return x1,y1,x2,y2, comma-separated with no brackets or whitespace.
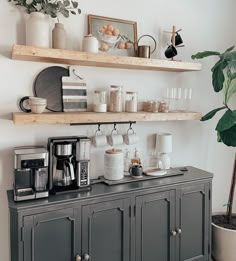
137,34,157,58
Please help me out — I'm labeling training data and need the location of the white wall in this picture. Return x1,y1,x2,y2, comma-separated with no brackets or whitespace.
0,0,236,260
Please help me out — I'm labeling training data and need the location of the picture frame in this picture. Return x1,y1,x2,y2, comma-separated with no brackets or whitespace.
88,14,138,57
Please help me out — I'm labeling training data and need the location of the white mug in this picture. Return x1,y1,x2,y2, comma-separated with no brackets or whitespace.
123,133,139,145
108,130,123,146
92,130,108,147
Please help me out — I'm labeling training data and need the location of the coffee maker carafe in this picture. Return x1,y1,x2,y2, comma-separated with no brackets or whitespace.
48,136,91,194
53,142,75,186
13,146,49,201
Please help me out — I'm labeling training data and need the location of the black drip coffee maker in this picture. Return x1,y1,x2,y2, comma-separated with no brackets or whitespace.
48,136,91,194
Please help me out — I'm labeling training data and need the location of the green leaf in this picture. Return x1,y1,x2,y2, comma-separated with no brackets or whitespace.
200,106,226,121
60,8,69,17
218,124,236,147
64,0,70,7
78,8,81,14
216,110,236,132
70,10,76,14
211,59,227,92
191,51,220,60
224,46,235,53
71,1,78,8
224,77,236,104
223,51,236,62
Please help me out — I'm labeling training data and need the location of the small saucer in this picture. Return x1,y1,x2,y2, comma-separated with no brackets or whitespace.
131,174,144,179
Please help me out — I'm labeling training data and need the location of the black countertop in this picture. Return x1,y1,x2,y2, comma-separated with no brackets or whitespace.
7,166,213,211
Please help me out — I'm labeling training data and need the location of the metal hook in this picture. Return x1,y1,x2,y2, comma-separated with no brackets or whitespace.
113,123,117,131
97,123,101,132
72,69,84,80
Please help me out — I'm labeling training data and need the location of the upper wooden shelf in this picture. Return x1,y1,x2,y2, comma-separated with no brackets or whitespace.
12,111,202,125
12,45,202,72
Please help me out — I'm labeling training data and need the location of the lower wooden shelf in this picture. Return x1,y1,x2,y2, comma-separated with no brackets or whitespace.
12,111,202,125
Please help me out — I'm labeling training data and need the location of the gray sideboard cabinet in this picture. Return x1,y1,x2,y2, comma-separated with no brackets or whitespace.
8,166,213,261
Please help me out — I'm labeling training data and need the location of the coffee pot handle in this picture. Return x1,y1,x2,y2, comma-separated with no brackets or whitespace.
138,34,157,54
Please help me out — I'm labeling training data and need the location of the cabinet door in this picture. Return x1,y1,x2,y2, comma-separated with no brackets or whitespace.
22,207,81,261
82,198,130,261
177,184,210,261
135,190,176,261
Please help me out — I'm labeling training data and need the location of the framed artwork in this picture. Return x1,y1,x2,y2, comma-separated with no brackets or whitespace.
88,14,138,57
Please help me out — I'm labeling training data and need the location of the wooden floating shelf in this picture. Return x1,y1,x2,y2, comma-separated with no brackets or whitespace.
12,111,202,125
12,45,202,72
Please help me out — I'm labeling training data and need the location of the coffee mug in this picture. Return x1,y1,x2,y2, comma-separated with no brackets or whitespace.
129,165,143,177
108,129,123,146
92,130,108,147
123,129,139,145
171,32,183,46
19,96,47,113
165,45,177,59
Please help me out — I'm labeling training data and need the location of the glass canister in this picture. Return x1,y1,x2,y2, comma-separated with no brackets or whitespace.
93,90,107,112
125,91,138,112
109,85,123,112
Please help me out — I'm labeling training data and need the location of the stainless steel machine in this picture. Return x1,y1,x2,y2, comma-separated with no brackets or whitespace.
48,136,91,194
13,146,49,201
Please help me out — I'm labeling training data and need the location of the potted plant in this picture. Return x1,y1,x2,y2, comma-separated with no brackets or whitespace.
8,0,81,48
192,46,236,261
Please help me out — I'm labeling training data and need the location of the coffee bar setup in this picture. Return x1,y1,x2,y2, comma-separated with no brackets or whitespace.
7,10,213,261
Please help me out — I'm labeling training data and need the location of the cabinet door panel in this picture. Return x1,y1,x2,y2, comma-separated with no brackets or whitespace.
23,208,80,261
82,199,130,261
135,191,176,261
178,184,210,261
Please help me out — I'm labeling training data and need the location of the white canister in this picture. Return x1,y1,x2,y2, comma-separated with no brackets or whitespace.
104,149,124,180
25,12,50,48
82,34,99,53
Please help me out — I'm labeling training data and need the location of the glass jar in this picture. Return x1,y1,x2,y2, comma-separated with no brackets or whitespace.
93,90,107,112
109,85,123,112
158,101,169,112
125,91,137,112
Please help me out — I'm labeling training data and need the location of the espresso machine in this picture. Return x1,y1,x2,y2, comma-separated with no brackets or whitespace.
48,136,91,194
13,146,49,201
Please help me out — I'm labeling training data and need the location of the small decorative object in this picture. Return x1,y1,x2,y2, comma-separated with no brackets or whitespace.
109,85,123,112
192,46,236,261
137,35,157,58
93,90,107,112
164,26,184,60
82,34,99,53
156,133,172,169
52,23,66,49
9,0,81,48
125,91,137,112
88,14,137,56
62,67,87,112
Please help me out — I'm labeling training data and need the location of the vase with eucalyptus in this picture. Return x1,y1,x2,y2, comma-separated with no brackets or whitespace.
8,0,81,48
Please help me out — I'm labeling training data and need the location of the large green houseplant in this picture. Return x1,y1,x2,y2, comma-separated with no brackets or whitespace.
192,46,236,260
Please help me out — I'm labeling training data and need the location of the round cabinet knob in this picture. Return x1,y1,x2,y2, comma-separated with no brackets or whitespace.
176,228,182,234
170,230,177,237
84,254,90,261
76,255,81,261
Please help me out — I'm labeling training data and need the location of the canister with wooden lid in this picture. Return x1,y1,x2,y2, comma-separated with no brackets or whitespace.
104,149,124,180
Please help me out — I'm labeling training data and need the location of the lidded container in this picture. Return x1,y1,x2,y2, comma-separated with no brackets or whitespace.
93,90,107,112
82,34,99,53
109,85,123,112
104,149,124,180
125,91,137,112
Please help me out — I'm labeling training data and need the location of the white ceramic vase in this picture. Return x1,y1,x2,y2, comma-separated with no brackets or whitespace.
212,213,236,261
52,23,66,49
25,12,50,48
